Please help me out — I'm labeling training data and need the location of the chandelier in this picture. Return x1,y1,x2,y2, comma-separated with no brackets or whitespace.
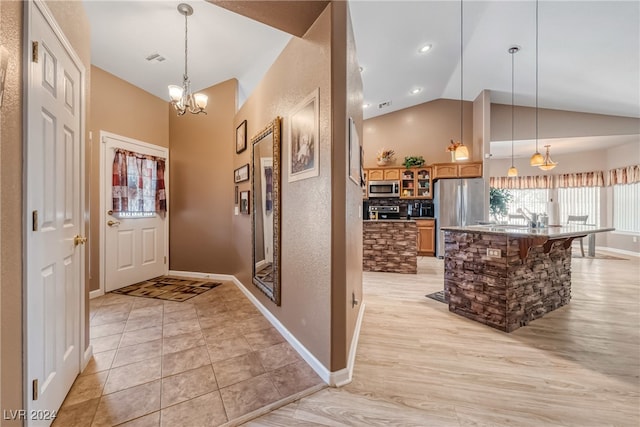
454,0,469,161
538,145,557,171
168,3,207,115
507,46,519,177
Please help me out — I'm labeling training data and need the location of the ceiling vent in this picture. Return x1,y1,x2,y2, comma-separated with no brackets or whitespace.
378,100,392,109
145,53,166,62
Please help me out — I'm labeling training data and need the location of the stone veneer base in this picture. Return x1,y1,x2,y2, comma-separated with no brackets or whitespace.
363,221,417,274
444,230,571,332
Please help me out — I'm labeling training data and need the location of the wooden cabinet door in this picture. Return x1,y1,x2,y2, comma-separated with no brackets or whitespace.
433,164,457,179
458,162,483,178
400,169,415,199
416,219,435,255
368,169,384,181
384,169,400,180
415,167,432,199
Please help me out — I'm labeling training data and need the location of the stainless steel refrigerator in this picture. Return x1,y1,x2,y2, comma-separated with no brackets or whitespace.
434,178,485,258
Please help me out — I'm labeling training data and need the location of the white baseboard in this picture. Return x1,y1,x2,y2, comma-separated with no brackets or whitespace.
82,345,93,371
89,289,104,299
168,270,236,281
596,246,640,258
332,301,366,387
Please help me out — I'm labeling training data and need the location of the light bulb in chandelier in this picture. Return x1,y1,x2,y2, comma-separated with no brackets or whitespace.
530,150,544,167
538,145,557,171
507,166,518,177
454,143,469,160
168,3,207,116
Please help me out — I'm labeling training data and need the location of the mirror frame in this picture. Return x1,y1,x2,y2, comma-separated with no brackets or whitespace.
251,117,281,305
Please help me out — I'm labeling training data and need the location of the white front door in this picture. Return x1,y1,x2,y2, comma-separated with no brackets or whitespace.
26,2,85,424
101,133,168,292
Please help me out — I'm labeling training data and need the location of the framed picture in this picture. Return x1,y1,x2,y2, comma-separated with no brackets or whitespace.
239,190,250,214
360,145,366,189
288,88,319,182
234,185,239,205
236,120,247,154
0,46,9,108
234,163,249,183
348,117,360,185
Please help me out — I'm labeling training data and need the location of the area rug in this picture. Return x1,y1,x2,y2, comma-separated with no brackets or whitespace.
426,290,448,304
111,276,222,302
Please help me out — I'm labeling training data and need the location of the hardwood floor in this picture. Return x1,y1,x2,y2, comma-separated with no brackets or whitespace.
247,253,640,426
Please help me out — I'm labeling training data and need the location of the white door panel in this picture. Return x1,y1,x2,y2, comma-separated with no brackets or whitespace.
102,134,168,292
27,1,84,424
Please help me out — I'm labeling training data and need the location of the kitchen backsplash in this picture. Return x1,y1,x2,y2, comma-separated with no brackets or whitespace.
364,198,433,218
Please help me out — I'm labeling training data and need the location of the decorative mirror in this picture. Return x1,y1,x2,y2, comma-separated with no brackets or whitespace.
251,117,281,305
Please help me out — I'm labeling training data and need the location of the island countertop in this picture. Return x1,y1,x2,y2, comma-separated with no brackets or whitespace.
441,224,614,238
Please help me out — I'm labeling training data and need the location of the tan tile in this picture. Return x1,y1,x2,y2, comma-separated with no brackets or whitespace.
256,342,302,371
91,380,161,427
160,391,227,427
91,334,122,353
238,315,271,334
162,330,204,355
162,301,194,313
100,294,134,306
120,326,163,348
92,308,131,326
163,306,197,323
125,314,163,332
219,374,281,420
162,346,211,377
53,397,100,427
206,335,252,363
62,372,108,407
244,327,285,351
269,360,323,397
91,321,126,339
194,302,228,317
115,411,160,427
212,352,264,388
201,322,242,343
161,365,218,408
103,357,162,395
112,339,162,368
162,319,200,338
128,305,163,320
82,350,116,376
131,298,164,310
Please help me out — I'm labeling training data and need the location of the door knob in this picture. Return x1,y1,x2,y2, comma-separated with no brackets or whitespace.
107,220,120,227
73,235,87,246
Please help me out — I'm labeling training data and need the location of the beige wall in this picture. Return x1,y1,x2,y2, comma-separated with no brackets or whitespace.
363,98,474,168
233,5,334,368
169,78,237,274
88,66,169,292
0,1,91,423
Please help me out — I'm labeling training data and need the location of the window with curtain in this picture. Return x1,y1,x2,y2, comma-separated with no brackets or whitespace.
112,149,167,217
613,182,640,233
504,188,550,216
558,187,600,226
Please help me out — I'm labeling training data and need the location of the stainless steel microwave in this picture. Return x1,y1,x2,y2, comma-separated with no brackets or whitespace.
368,180,400,198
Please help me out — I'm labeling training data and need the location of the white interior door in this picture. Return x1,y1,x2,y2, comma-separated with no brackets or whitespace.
26,2,85,424
102,133,168,292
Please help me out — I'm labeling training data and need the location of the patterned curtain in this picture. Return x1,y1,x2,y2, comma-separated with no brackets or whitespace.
489,175,553,189
112,149,167,214
557,171,605,188
608,164,640,185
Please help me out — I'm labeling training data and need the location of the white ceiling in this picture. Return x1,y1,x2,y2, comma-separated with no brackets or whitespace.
85,0,640,151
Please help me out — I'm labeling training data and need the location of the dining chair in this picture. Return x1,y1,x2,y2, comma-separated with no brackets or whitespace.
567,215,589,256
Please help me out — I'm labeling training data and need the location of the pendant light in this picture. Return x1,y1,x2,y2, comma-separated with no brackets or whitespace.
538,144,557,170
454,0,470,161
507,46,519,177
168,3,208,116
529,0,544,166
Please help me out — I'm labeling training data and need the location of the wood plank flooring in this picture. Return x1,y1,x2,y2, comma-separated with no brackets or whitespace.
247,254,640,426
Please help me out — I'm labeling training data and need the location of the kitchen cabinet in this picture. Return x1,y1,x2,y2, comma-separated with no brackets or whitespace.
400,167,432,199
433,162,482,179
363,170,368,199
368,168,400,181
416,219,435,256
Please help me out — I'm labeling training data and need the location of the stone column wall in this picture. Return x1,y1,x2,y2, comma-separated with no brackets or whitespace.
444,231,572,332
363,221,417,274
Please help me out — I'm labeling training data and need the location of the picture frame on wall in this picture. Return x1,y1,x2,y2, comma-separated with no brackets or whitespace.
235,185,239,205
234,163,249,183
236,120,247,154
239,190,250,214
288,88,319,183
348,117,360,185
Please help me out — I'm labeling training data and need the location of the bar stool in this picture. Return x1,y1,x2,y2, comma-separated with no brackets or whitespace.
567,215,589,256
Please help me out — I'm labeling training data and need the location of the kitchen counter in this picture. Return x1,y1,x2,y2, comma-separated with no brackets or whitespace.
363,221,417,273
440,224,614,332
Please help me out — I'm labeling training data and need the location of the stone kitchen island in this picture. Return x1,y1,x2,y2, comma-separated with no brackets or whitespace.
363,220,417,273
441,224,614,332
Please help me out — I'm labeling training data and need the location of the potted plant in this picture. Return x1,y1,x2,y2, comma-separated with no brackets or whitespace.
376,148,395,166
489,187,512,222
402,156,425,168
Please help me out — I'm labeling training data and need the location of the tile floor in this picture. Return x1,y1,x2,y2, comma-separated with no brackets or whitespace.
53,280,324,427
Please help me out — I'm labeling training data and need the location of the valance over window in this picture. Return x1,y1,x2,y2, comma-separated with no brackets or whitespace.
608,164,640,185
113,149,167,214
557,171,605,188
490,175,553,190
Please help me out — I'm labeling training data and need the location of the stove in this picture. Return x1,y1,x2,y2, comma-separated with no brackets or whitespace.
368,205,400,220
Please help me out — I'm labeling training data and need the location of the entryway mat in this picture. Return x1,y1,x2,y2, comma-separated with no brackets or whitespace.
111,276,222,302
425,290,448,304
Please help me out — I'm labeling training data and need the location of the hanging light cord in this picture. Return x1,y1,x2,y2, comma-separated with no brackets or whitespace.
511,49,515,167
535,0,539,153
183,12,189,83
460,0,464,144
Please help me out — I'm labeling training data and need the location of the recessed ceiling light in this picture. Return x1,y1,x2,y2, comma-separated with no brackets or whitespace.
418,44,432,54
363,103,370,108
410,87,422,95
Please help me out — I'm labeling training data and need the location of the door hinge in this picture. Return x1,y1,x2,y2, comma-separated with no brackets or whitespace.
164,256,167,265
32,41,39,63
32,210,38,231
32,379,38,400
